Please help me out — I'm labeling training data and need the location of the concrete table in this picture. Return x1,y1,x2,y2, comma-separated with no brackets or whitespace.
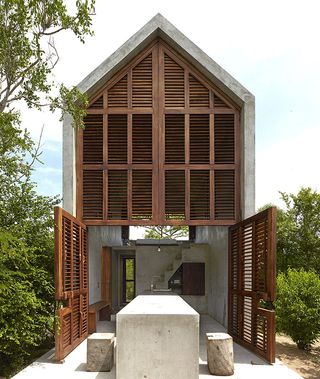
116,294,199,379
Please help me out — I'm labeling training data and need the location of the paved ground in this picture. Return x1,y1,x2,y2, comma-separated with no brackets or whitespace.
13,315,302,379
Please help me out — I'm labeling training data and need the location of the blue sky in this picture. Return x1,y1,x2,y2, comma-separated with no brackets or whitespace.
24,0,320,210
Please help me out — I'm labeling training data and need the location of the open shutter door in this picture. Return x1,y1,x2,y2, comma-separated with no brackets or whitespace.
228,207,276,363
54,207,88,361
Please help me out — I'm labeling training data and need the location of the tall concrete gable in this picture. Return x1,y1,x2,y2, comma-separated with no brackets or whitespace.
63,14,255,218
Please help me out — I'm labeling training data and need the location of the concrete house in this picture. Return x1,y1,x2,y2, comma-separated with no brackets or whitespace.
54,13,276,366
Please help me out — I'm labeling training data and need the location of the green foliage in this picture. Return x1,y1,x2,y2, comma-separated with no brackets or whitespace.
0,1,95,376
276,188,320,274
275,269,320,350
0,0,95,127
144,225,189,239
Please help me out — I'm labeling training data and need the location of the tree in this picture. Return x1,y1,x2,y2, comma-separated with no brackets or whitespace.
276,188,320,274
144,226,189,239
0,0,95,126
275,269,320,350
0,1,95,376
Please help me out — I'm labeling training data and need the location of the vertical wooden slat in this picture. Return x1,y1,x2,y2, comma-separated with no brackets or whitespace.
54,207,88,361
228,208,277,363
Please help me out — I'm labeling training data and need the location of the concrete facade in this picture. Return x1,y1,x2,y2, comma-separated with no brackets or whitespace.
196,226,229,326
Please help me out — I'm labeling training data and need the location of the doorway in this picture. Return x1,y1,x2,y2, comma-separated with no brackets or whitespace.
122,257,135,304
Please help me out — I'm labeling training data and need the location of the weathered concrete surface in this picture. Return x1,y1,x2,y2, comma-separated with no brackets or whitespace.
87,226,122,305
116,295,199,379
86,333,114,372
196,226,228,327
206,333,234,376
135,243,209,314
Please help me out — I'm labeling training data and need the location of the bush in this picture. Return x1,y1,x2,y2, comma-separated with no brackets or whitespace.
275,269,320,350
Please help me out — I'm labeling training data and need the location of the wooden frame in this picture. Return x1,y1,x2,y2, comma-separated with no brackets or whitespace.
228,207,276,363
76,38,241,226
54,207,88,361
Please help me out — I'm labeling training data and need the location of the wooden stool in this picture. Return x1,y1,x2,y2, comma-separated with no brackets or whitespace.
206,332,234,376
87,333,114,372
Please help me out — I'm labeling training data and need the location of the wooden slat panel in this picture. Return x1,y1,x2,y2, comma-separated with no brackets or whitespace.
214,93,230,109
215,170,235,220
164,53,185,108
165,114,185,163
108,75,128,107
189,75,209,107
89,95,103,109
228,208,276,363
165,170,185,220
54,207,88,361
132,54,153,108
214,114,235,164
83,115,103,164
107,170,128,220
132,170,153,220
108,114,127,164
132,114,152,163
190,170,210,220
189,114,210,164
83,170,103,220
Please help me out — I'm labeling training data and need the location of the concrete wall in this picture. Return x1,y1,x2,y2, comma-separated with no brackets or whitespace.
135,243,209,314
196,226,228,327
88,226,122,305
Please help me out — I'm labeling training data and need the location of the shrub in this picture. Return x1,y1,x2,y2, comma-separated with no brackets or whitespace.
275,268,320,350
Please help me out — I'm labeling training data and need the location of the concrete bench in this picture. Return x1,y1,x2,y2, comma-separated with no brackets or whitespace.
88,301,111,333
87,332,115,372
206,332,234,376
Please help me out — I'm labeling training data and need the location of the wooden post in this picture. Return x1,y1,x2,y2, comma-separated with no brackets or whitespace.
206,333,234,376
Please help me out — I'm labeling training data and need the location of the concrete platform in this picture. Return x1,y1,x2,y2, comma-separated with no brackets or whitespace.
13,315,302,379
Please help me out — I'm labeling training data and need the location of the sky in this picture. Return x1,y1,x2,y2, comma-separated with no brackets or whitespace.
24,0,320,212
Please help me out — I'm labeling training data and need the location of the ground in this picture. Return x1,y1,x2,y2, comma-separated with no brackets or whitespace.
276,335,320,379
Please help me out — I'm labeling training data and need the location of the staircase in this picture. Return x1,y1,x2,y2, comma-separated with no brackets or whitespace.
153,245,189,290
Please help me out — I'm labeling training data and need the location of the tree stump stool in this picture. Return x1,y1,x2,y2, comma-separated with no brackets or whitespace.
206,333,234,376
87,333,115,372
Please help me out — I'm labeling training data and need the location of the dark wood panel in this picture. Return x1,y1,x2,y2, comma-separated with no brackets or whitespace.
182,262,205,295
228,207,276,363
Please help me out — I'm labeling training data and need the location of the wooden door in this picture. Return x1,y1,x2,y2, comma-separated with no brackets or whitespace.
54,207,88,361
228,207,276,363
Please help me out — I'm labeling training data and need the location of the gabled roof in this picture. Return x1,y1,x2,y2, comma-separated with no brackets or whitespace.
77,13,254,106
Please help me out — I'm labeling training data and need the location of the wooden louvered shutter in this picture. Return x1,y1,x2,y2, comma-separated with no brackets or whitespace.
108,114,127,163
83,115,103,164
79,40,240,225
89,95,103,109
165,114,185,163
83,170,103,220
132,170,153,220
108,170,128,220
132,114,152,163
214,114,235,163
165,170,185,220
228,207,276,363
189,114,210,163
132,54,153,108
108,75,128,107
54,207,88,361
164,53,184,107
189,75,210,108
190,170,210,220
